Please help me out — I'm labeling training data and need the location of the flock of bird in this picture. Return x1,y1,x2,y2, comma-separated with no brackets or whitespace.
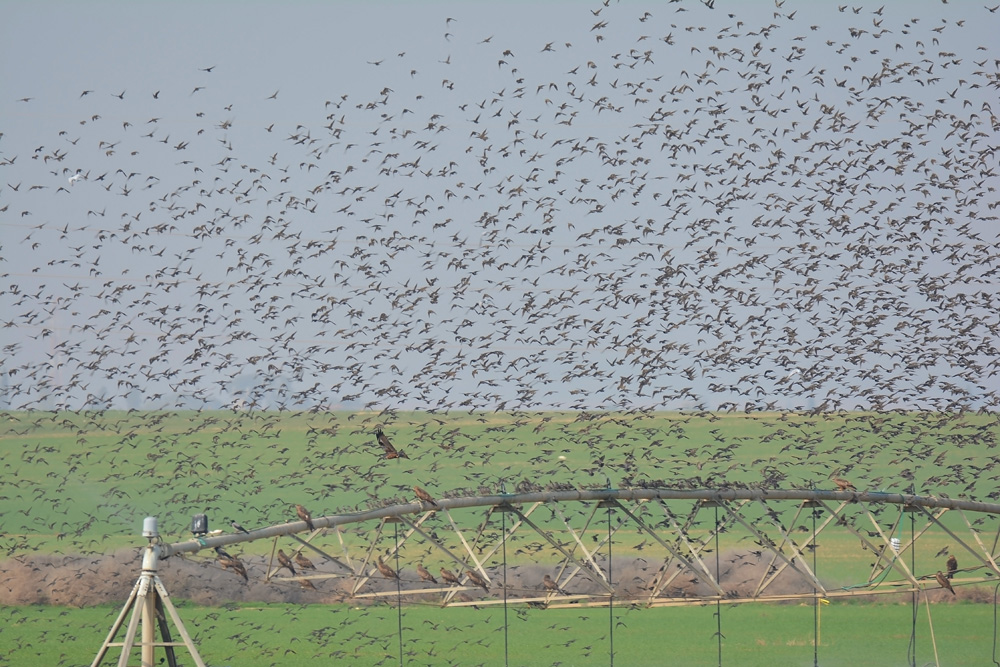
2,1,998,417
1,0,999,661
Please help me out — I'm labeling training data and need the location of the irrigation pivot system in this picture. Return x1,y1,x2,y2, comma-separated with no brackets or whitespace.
92,487,1000,666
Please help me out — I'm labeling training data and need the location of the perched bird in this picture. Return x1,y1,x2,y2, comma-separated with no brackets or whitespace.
216,548,248,582
832,475,856,491
542,574,566,594
414,485,438,507
295,504,315,530
376,428,406,459
277,549,296,575
298,578,317,590
935,571,956,595
230,519,250,534
466,569,489,591
294,552,316,570
416,563,437,583
946,555,958,579
376,556,398,580
440,567,461,585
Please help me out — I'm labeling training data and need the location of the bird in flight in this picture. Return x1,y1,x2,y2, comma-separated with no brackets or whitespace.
375,428,406,459
295,504,315,530
68,170,83,186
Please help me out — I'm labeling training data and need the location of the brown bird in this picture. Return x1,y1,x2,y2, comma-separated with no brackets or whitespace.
216,549,248,582
542,574,566,594
946,555,958,579
298,578,317,590
376,428,406,459
294,551,316,570
466,569,490,591
376,556,398,580
832,475,856,491
935,571,955,595
277,549,296,575
440,567,461,585
295,504,315,530
414,485,438,507
417,563,438,583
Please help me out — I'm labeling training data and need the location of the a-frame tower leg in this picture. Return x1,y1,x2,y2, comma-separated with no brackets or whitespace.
91,527,206,667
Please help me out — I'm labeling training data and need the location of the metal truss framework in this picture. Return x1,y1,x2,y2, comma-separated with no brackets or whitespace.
166,489,1000,609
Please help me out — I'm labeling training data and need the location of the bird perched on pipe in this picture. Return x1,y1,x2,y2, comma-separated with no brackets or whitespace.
295,504,315,530
414,485,439,507
831,474,856,491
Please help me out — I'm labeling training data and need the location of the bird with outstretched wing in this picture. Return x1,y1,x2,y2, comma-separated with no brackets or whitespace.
376,428,407,459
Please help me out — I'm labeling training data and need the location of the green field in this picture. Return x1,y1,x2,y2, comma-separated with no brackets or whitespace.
3,409,997,554
2,410,999,664
2,598,995,666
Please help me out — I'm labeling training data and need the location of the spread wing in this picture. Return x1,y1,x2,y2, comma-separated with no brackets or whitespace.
376,429,398,455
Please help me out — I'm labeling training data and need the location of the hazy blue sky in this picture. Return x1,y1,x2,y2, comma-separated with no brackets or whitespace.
2,0,998,412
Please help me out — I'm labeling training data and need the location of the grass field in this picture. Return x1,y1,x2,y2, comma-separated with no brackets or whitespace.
2,409,999,664
3,598,996,666
3,409,997,554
